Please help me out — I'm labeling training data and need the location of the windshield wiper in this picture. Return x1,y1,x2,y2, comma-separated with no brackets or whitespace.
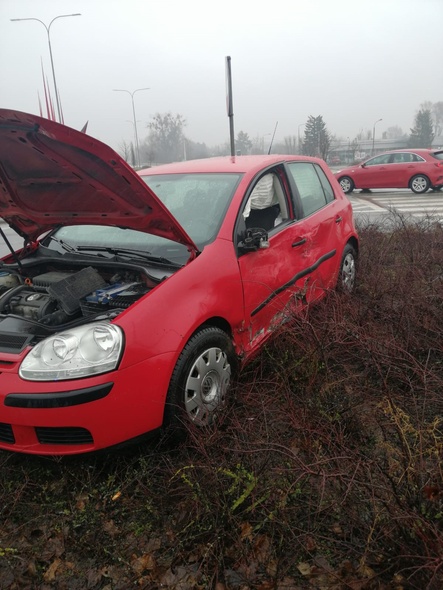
76,246,180,266
47,235,79,253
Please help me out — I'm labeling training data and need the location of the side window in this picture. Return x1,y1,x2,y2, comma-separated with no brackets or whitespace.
392,153,410,163
286,162,329,217
365,154,391,166
315,164,335,203
242,172,289,231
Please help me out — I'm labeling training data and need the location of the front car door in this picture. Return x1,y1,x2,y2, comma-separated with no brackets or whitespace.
357,153,393,188
236,165,314,354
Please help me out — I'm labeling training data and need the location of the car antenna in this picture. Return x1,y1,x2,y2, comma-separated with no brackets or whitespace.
268,121,278,154
0,226,24,273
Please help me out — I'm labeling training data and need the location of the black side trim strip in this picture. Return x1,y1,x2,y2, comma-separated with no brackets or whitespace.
5,383,113,408
251,250,336,317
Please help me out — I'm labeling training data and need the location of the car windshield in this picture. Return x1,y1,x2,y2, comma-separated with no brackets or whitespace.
140,172,241,241
41,172,241,266
432,151,443,160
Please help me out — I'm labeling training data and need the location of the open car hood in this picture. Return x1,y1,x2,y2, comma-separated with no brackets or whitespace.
0,109,198,253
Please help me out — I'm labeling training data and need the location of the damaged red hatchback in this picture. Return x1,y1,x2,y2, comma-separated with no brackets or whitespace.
0,110,358,455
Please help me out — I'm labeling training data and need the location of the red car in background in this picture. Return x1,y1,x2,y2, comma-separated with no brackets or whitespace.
0,110,358,455
335,149,443,194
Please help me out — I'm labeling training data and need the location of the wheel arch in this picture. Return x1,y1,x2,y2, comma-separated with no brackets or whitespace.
346,236,359,256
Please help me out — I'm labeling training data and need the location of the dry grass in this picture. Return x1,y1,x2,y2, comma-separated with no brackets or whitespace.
1,214,443,589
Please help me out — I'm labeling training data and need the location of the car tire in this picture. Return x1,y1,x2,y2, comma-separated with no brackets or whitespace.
338,176,355,194
337,243,357,293
164,326,237,430
410,174,430,194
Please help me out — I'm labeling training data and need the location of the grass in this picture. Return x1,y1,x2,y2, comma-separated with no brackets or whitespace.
1,214,443,589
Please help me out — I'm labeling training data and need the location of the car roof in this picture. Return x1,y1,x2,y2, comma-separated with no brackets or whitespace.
378,148,436,155
138,154,320,176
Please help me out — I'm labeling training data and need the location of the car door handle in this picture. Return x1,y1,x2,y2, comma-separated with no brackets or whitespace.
292,238,306,247
335,216,342,224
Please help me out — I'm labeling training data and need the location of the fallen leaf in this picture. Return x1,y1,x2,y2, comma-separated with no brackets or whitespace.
43,557,61,583
297,562,311,576
131,552,156,575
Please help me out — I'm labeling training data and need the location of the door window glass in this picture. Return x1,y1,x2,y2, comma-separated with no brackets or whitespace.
242,172,289,231
286,162,330,217
392,152,414,163
364,154,391,166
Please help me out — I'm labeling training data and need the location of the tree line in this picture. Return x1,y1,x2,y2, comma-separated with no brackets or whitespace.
119,101,443,167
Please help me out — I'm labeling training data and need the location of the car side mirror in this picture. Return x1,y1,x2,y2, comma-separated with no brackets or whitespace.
238,227,269,253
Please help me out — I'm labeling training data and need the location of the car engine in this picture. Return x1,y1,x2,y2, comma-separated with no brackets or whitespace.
0,263,155,327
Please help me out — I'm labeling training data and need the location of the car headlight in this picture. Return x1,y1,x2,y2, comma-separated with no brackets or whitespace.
19,323,124,381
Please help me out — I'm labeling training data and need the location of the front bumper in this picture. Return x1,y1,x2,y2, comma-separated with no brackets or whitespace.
0,351,175,455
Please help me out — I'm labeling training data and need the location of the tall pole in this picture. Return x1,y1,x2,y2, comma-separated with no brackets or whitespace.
372,118,382,155
11,14,81,124
113,88,150,168
267,121,278,155
225,56,235,157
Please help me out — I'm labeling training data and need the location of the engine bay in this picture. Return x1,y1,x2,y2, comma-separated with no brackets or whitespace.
0,258,164,329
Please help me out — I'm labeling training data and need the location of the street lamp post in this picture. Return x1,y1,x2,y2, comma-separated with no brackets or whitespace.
11,14,81,123
113,88,150,168
372,118,383,155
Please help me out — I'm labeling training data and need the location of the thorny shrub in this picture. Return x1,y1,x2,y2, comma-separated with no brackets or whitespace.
1,214,443,589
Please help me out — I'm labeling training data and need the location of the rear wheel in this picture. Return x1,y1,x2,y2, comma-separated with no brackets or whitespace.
164,327,237,430
410,174,430,194
338,244,357,293
338,176,354,194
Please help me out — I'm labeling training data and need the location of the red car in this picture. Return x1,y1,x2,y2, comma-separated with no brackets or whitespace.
335,149,443,194
0,110,358,455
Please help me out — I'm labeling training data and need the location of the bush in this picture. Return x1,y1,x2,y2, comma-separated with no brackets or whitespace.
1,215,443,589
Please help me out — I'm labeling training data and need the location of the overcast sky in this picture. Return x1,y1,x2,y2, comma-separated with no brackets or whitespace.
1,0,442,153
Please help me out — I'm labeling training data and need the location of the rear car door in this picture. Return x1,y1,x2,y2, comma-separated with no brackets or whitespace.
285,161,346,293
390,152,415,187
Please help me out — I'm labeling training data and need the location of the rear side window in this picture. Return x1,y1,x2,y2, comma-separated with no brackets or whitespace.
286,162,334,217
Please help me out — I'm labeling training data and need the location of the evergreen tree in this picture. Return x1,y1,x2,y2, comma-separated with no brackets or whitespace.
409,109,434,148
236,131,253,155
302,115,331,160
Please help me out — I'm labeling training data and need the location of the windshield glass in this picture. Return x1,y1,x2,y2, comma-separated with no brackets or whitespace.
140,172,241,242
41,172,241,265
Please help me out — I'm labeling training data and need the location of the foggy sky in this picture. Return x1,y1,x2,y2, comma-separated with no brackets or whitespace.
1,0,442,154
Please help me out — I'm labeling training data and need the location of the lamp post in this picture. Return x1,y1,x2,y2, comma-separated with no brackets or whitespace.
113,88,150,168
372,118,382,155
11,14,81,123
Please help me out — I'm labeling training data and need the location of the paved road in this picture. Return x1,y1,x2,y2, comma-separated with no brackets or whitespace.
348,189,443,225
0,189,441,257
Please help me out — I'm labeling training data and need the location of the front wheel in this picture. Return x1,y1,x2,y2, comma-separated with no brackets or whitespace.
410,174,430,194
338,176,355,194
164,327,237,430
338,244,357,293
